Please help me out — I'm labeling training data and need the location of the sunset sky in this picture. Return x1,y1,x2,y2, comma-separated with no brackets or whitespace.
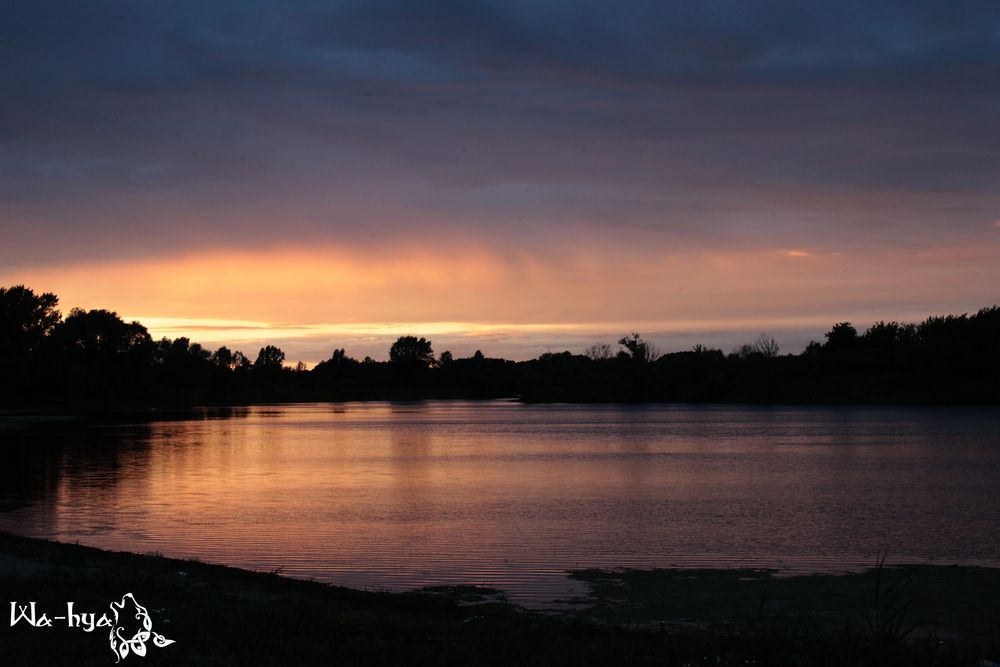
3,1,999,363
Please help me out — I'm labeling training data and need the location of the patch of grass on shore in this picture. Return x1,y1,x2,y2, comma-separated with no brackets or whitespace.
571,564,1000,640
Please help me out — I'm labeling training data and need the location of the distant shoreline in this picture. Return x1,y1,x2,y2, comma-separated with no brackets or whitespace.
4,286,1000,407
5,394,1000,421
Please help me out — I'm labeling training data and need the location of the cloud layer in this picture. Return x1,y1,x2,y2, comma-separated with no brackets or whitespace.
2,1,999,359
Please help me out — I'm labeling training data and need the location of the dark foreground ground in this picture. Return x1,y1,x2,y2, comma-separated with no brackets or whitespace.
1,533,998,666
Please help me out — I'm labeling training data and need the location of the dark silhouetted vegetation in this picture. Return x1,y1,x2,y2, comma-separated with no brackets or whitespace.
2,285,999,407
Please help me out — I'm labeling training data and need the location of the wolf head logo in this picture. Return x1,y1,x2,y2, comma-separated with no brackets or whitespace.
108,593,175,662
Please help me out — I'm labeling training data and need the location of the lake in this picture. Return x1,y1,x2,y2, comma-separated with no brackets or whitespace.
2,401,999,605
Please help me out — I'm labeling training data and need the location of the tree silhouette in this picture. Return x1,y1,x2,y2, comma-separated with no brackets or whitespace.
48,308,153,396
863,321,917,350
255,345,286,369
586,343,612,361
0,285,60,356
751,332,779,358
211,346,234,369
824,322,859,352
389,336,435,367
618,333,658,363
56,308,151,355
0,285,62,396
389,336,435,385
232,350,251,371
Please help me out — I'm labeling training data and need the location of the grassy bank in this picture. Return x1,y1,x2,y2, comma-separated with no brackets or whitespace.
1,533,998,666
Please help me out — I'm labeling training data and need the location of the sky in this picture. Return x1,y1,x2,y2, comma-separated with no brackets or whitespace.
2,0,999,363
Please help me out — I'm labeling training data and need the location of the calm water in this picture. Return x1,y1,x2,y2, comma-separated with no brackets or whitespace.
3,402,1000,605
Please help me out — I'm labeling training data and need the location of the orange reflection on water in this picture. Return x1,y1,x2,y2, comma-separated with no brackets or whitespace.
4,402,1000,606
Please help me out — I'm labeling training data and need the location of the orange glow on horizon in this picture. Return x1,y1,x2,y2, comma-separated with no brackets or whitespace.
4,239,1000,360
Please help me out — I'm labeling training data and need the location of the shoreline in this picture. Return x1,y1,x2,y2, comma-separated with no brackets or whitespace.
2,532,998,665
4,397,1000,422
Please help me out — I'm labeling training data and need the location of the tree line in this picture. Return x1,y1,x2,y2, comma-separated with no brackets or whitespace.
2,284,998,406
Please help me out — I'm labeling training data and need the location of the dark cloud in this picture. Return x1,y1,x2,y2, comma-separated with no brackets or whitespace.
300,0,1000,89
2,0,999,267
